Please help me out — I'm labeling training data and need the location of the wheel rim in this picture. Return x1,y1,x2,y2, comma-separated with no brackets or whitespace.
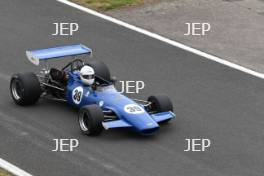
11,79,23,100
79,112,90,133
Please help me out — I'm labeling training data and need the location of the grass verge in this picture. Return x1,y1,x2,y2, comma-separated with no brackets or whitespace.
70,0,143,11
0,168,13,176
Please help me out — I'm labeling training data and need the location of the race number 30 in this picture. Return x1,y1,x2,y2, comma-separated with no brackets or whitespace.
72,87,83,104
124,104,144,114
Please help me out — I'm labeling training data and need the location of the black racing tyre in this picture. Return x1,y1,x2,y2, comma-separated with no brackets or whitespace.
10,72,41,106
86,60,111,81
148,95,173,123
78,104,104,136
148,95,173,113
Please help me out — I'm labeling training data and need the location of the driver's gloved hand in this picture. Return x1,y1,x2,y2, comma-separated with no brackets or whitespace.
91,84,97,90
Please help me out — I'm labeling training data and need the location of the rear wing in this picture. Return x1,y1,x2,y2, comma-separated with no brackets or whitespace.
26,44,92,66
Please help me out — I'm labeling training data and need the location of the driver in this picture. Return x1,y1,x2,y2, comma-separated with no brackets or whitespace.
80,65,96,89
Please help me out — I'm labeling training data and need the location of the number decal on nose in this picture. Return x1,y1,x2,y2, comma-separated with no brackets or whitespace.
124,104,144,114
72,86,83,104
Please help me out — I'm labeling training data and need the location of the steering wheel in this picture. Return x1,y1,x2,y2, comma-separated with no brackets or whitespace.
71,59,84,71
62,59,84,72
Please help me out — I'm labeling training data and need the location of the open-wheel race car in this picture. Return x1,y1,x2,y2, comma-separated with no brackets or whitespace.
10,44,176,135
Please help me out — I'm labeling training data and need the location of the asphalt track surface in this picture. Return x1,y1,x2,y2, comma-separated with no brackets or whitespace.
0,0,264,176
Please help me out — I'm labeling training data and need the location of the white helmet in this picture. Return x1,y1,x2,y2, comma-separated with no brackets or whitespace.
80,65,95,85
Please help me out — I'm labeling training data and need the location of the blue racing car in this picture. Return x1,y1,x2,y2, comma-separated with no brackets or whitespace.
10,44,176,135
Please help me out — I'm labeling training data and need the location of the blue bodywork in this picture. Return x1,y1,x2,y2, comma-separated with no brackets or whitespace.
66,71,176,134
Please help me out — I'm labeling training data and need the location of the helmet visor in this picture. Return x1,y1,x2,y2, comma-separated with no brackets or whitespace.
82,75,95,79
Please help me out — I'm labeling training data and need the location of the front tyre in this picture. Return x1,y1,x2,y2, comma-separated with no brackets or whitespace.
148,95,173,123
78,104,104,136
10,72,41,106
148,95,173,112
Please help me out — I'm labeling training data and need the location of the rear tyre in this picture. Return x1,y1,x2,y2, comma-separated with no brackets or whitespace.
78,104,104,136
10,72,41,105
148,95,173,123
86,60,111,81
